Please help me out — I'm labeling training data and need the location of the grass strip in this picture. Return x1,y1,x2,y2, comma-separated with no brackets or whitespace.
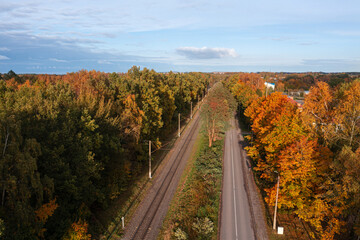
159,129,224,240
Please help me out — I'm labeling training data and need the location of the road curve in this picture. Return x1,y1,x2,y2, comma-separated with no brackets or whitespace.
121,111,201,240
220,118,255,240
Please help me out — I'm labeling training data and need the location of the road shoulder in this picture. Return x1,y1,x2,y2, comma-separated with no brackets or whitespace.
235,117,269,240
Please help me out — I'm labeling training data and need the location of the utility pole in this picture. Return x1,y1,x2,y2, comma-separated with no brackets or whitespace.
190,102,193,119
178,113,181,137
197,95,199,109
273,173,280,230
149,140,152,179
266,86,268,98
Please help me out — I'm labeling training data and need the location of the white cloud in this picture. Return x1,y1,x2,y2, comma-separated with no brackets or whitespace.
0,47,10,51
49,58,68,62
0,55,9,60
97,60,113,64
176,47,238,59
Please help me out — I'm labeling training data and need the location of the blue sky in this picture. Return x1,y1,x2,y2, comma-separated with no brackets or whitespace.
0,0,360,73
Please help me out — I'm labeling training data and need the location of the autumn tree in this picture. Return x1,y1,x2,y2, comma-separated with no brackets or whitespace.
223,73,264,129
64,220,91,240
334,80,360,148
121,94,144,143
329,80,360,238
245,92,306,181
0,67,211,239
302,81,335,144
271,138,347,239
245,90,348,239
201,83,235,147
35,198,59,238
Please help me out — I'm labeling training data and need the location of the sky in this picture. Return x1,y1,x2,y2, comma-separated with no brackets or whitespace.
0,0,360,73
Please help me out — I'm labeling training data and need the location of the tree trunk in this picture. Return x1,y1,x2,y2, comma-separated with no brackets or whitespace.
2,127,9,158
2,127,9,206
1,186,5,206
211,119,216,144
349,117,356,147
207,120,212,147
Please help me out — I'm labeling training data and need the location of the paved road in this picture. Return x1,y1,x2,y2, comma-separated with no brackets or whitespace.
220,118,256,240
121,111,201,240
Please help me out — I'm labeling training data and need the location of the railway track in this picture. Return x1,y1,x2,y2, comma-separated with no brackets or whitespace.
122,113,201,240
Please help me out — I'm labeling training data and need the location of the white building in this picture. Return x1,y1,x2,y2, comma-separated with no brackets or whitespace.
264,82,275,90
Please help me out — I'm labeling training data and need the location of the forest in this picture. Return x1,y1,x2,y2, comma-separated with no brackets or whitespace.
0,68,210,239
225,72,360,239
1,69,359,240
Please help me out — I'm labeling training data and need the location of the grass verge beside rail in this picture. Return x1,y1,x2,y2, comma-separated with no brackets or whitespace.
159,129,224,240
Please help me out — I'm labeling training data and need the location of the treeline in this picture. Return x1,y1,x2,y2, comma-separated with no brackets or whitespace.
0,68,209,239
261,72,357,91
225,73,360,239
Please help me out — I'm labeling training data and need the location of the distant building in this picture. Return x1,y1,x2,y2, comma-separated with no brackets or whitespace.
264,82,275,90
286,95,304,110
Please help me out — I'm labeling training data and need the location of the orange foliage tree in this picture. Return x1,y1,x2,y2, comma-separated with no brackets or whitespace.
226,73,359,238
334,80,360,148
302,81,335,144
226,72,264,108
236,72,265,90
230,81,258,109
266,138,329,209
245,91,346,239
35,198,59,238
64,220,91,240
245,92,306,180
121,94,144,143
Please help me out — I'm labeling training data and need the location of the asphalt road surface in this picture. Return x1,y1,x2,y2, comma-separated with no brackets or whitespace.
121,111,201,240
220,118,256,240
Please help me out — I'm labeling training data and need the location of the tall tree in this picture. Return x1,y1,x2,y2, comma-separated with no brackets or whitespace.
201,83,235,147
302,81,335,144
334,80,360,148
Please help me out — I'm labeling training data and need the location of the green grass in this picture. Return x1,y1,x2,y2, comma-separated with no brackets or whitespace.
159,128,224,240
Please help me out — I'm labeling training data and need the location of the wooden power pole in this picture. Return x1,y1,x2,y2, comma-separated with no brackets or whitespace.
149,140,152,179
